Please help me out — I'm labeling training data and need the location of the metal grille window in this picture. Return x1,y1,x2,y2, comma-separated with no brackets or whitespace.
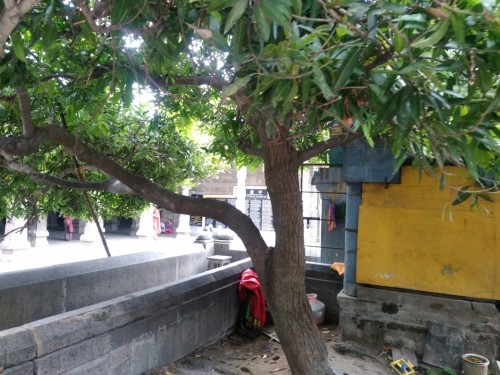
301,165,346,264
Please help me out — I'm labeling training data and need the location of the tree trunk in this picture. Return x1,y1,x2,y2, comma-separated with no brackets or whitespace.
255,141,333,375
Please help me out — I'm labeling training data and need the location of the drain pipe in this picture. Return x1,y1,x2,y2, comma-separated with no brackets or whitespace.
344,182,361,297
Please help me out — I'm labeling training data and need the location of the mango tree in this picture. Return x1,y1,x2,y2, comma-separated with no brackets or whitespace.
0,0,498,373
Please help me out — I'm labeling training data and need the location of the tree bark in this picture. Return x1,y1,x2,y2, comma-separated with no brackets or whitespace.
255,140,333,375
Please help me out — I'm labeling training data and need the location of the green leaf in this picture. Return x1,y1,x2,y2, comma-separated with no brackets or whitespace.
224,0,248,34
280,80,298,117
411,19,449,49
256,76,277,95
449,13,465,45
393,32,406,52
301,76,311,106
208,29,231,51
463,143,479,180
111,0,136,23
291,0,302,15
254,4,270,41
271,80,292,108
478,193,493,203
361,122,374,147
452,187,471,206
208,0,240,12
232,15,247,56
44,0,55,24
222,75,253,97
332,48,361,94
41,22,57,50
11,34,26,62
260,0,290,28
312,64,335,100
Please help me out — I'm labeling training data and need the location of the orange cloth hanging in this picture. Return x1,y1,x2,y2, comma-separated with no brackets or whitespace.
331,262,345,276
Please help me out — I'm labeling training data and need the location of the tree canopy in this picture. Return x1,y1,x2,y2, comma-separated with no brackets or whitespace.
0,0,498,215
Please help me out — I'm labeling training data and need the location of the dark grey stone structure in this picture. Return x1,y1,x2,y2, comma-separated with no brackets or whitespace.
0,250,342,375
0,248,209,331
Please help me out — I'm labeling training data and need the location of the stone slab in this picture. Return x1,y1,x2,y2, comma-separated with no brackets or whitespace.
2,362,33,375
423,322,464,371
34,332,112,374
0,327,36,368
0,249,209,330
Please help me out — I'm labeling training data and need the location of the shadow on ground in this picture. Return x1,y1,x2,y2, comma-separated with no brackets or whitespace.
142,324,391,375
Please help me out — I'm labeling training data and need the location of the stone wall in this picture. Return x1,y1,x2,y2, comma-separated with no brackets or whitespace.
338,286,500,371
0,258,342,375
0,259,252,375
0,247,209,331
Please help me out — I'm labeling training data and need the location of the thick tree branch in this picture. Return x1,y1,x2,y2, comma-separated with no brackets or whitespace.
0,125,268,269
0,0,39,57
236,138,264,157
0,151,133,193
298,132,364,164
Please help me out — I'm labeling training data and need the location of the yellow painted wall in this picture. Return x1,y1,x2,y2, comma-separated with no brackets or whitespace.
357,166,499,300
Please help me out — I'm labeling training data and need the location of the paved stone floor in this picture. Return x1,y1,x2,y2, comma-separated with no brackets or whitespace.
0,231,202,274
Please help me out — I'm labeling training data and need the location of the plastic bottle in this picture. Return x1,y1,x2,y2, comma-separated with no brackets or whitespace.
307,293,325,325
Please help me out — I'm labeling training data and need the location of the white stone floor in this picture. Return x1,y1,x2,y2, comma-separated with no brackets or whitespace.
0,231,275,274
0,232,203,274
0,230,274,275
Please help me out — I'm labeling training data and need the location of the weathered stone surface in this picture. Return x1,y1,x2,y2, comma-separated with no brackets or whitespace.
339,287,499,371
34,333,112,375
0,259,340,375
0,250,208,330
1,362,33,375
0,327,36,368
0,279,64,331
423,322,465,371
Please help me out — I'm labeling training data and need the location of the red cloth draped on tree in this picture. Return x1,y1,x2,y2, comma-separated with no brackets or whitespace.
238,269,266,329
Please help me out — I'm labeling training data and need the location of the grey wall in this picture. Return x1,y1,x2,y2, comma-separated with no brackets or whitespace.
305,262,344,323
0,247,209,331
0,254,343,375
0,259,253,375
338,286,500,372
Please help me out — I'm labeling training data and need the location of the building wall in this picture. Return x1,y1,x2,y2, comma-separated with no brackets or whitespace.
357,166,499,300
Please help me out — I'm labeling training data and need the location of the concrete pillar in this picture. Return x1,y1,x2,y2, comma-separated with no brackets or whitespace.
1,217,31,254
344,182,361,297
80,218,105,245
130,217,140,236
29,216,49,248
77,218,86,235
175,187,192,239
235,167,247,213
195,233,215,256
134,204,156,239
107,216,119,231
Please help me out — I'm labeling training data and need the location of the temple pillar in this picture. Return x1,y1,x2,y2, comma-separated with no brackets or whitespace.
80,218,105,245
29,216,50,248
175,187,192,239
134,204,156,239
1,217,31,254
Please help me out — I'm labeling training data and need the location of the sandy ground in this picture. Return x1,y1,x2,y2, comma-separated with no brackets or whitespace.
142,324,393,375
